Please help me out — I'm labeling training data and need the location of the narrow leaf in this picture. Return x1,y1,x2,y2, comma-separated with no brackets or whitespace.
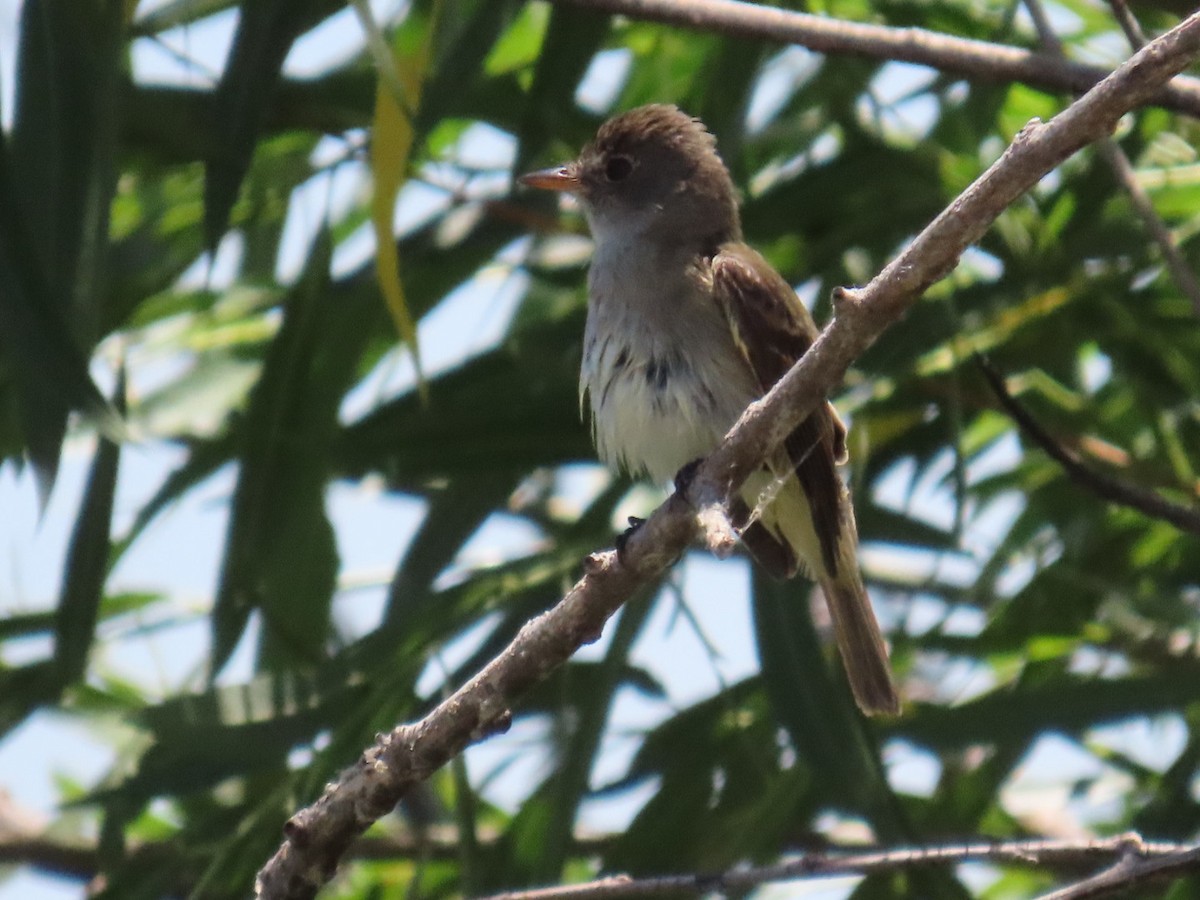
210,232,371,675
0,160,121,497
365,4,437,399
204,0,329,247
0,1,125,494
55,372,125,681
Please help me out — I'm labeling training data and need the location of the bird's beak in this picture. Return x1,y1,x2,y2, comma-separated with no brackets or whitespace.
518,163,581,193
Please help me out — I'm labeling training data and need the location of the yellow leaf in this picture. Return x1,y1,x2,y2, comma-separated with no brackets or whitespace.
367,8,435,402
916,287,1072,377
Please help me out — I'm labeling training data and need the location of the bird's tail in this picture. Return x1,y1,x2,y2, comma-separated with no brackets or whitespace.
746,472,900,716
818,568,900,716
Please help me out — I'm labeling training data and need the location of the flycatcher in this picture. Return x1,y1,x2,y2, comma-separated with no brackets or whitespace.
520,104,899,716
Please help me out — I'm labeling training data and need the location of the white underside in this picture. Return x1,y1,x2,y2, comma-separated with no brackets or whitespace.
581,229,759,483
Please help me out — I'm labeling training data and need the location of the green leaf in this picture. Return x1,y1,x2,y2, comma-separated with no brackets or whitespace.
751,570,891,816
55,373,124,682
0,662,66,738
9,0,125,332
211,233,368,674
506,594,656,884
605,676,808,876
515,4,610,166
203,0,332,247
484,2,549,76
337,312,590,488
895,667,1200,751
381,479,513,630
0,103,119,496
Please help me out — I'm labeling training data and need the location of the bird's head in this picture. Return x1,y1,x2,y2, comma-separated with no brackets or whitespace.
520,104,741,247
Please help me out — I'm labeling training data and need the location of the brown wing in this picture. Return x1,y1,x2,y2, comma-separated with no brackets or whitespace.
710,242,846,577
712,244,899,715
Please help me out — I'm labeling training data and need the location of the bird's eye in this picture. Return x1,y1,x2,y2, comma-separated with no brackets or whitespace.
605,155,633,182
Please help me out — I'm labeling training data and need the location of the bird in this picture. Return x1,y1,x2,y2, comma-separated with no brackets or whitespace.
519,104,899,716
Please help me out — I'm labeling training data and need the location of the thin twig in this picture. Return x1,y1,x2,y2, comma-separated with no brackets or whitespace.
1094,140,1200,316
1023,0,1065,55
546,0,1200,118
474,834,1198,900
1021,0,1200,316
1109,0,1149,50
976,356,1200,534
255,12,1200,899
1036,845,1200,900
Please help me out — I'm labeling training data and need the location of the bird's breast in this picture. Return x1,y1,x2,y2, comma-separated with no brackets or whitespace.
581,244,759,483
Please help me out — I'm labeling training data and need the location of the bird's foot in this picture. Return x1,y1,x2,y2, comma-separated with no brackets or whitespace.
615,516,646,563
673,458,703,495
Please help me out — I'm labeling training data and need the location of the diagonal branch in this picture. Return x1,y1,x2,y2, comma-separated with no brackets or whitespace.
1036,844,1200,899
549,0,1200,118
255,11,1200,899
1109,0,1150,50
1095,140,1200,317
976,357,1200,534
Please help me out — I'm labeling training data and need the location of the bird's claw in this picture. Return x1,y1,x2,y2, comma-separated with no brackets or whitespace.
615,515,646,562
673,458,703,495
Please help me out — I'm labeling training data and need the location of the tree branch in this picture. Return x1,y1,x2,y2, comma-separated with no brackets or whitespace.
1036,844,1200,899
472,834,1199,900
1109,0,1150,50
548,0,1200,119
255,11,1200,899
1095,139,1200,317
977,356,1200,534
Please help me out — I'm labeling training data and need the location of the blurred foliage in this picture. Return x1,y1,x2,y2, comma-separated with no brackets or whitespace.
1,0,1199,897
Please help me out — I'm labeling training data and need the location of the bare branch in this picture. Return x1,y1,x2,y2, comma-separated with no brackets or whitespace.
1036,844,1200,899
256,11,1200,899
1021,0,1200,315
1109,0,1150,50
547,0,1200,118
1094,139,1200,317
1023,0,1066,55
473,834,1199,900
977,357,1200,534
